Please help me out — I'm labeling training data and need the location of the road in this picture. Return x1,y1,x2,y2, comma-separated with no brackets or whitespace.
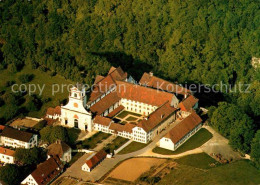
54,119,182,183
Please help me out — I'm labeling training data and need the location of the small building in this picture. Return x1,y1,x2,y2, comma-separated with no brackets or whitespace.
0,147,15,164
0,127,38,149
47,140,72,163
82,150,107,172
21,157,63,185
45,106,61,120
159,111,202,151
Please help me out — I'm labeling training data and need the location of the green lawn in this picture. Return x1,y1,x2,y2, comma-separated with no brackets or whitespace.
175,153,219,169
126,116,138,121
80,132,111,149
159,154,260,185
116,111,142,119
118,141,148,154
104,137,129,153
153,128,213,155
0,66,73,118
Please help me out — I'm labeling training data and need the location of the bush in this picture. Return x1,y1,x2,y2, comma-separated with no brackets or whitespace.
8,63,17,73
18,74,34,83
4,80,15,87
49,71,56,76
39,66,47,72
0,97,4,107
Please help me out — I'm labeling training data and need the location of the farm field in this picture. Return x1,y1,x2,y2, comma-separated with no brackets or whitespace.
107,158,166,182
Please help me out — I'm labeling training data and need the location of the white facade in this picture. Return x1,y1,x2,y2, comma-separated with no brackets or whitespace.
0,153,15,164
82,163,91,172
159,123,202,151
21,174,38,185
61,87,92,131
1,134,38,149
121,98,157,116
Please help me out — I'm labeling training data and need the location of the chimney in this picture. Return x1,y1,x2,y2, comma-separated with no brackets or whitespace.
4,150,6,154
149,71,153,77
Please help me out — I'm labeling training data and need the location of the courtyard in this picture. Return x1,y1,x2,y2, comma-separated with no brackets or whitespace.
114,110,143,125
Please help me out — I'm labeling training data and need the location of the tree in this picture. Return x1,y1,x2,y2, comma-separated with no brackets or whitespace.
210,102,256,153
39,126,52,143
14,147,46,165
18,74,34,83
3,105,18,121
49,126,68,143
40,126,69,143
251,130,260,169
0,164,21,185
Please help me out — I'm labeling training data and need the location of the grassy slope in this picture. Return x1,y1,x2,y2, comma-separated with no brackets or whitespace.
153,128,213,155
159,153,260,185
0,66,74,118
118,141,148,154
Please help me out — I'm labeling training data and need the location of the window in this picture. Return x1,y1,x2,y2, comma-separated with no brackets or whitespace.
74,93,77,98
74,119,78,128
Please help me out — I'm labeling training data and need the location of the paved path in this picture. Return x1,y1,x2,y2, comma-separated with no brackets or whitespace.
200,126,241,160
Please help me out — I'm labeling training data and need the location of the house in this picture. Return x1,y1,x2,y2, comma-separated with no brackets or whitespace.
82,150,107,172
0,147,15,164
21,157,63,185
159,111,202,151
47,140,72,163
45,106,61,120
1,127,38,149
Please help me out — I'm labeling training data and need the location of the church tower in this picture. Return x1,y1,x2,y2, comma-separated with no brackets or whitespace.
60,86,93,132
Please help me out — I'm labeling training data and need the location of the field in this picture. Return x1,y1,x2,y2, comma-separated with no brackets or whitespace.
0,66,73,118
107,158,166,182
118,141,148,154
153,128,213,155
159,156,260,185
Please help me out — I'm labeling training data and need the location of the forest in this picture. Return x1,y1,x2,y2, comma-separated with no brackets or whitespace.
0,0,259,169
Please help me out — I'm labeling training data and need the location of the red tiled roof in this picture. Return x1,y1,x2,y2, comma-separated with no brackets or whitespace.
165,111,202,144
137,101,177,132
46,106,61,116
89,67,127,101
0,147,15,156
94,75,104,84
109,122,136,133
31,157,63,185
179,95,198,111
0,125,5,130
107,105,125,118
90,91,120,115
116,81,175,107
93,116,113,126
139,72,191,95
86,150,107,169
